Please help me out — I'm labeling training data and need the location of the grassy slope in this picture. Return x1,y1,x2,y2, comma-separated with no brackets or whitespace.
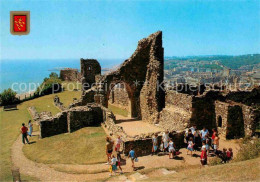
0,83,81,181
23,127,107,165
108,103,128,117
144,157,260,181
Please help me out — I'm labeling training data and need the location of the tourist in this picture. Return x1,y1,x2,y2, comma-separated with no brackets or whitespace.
28,120,33,137
193,130,200,151
227,148,233,162
152,134,158,155
115,136,122,152
163,130,170,152
200,146,207,166
185,129,194,143
199,126,209,142
186,137,194,156
160,141,164,152
20,123,29,144
211,128,217,146
106,137,114,164
220,148,228,163
205,134,210,155
190,124,196,135
201,141,206,151
168,138,176,159
213,133,219,154
128,147,137,171
110,155,117,176
116,151,123,174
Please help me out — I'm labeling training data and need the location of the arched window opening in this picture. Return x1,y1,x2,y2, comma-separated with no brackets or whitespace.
217,116,222,127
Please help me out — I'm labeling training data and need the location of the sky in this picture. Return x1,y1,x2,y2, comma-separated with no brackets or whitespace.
0,0,260,60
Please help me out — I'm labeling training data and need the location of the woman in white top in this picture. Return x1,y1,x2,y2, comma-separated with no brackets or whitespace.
163,130,170,152
168,138,176,159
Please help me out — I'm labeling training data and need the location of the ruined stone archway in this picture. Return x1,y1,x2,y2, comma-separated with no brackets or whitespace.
95,31,165,122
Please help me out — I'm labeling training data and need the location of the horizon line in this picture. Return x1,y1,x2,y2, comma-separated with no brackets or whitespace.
1,53,260,61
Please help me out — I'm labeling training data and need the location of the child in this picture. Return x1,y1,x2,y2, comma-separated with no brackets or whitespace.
168,138,176,159
128,147,137,171
116,151,123,174
211,128,217,147
227,148,233,161
220,148,228,163
187,137,194,156
115,136,122,152
110,155,117,176
152,134,158,155
160,141,164,152
213,133,219,154
200,146,207,166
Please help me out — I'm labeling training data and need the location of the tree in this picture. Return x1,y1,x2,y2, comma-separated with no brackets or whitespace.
49,72,59,79
35,74,63,96
0,88,17,106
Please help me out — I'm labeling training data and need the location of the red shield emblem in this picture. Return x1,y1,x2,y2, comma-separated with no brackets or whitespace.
10,11,30,35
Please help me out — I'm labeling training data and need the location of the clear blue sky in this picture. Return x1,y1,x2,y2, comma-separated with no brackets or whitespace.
1,0,259,59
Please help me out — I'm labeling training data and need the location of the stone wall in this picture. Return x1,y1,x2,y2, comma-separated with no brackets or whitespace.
158,91,193,131
28,106,52,124
60,68,80,82
215,100,257,138
39,104,103,138
67,106,103,132
53,95,66,111
123,131,185,156
215,101,229,135
109,87,130,111
39,111,68,138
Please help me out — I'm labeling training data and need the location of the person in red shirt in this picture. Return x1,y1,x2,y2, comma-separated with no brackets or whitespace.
21,123,29,144
200,146,207,166
227,148,233,161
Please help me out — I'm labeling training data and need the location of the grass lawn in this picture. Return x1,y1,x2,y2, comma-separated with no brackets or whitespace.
108,103,128,117
143,157,260,181
23,127,107,165
0,82,81,181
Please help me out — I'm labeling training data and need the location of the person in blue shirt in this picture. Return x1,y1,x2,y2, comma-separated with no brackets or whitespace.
128,147,137,171
199,126,209,142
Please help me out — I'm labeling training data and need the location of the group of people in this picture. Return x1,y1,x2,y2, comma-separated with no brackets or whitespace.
151,125,234,166
20,120,33,144
105,135,138,175
152,130,178,159
184,125,233,165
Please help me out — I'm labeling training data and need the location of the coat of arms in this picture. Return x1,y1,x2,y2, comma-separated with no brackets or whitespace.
10,11,30,35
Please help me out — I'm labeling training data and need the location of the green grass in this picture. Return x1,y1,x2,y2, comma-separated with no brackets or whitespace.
143,157,260,181
23,127,107,165
0,82,81,181
108,103,128,117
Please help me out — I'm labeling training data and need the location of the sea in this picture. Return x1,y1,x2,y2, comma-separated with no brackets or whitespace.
0,59,124,94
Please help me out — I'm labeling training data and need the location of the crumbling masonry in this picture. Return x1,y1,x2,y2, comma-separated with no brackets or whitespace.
39,31,259,156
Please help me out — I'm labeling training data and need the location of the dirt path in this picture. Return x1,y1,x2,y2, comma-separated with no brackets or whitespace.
11,133,110,181
11,131,240,181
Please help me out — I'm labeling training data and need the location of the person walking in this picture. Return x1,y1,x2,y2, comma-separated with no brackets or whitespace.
106,137,114,164
28,120,33,137
128,147,137,171
21,123,29,144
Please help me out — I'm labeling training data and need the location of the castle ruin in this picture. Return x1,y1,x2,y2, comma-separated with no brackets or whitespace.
39,31,259,156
